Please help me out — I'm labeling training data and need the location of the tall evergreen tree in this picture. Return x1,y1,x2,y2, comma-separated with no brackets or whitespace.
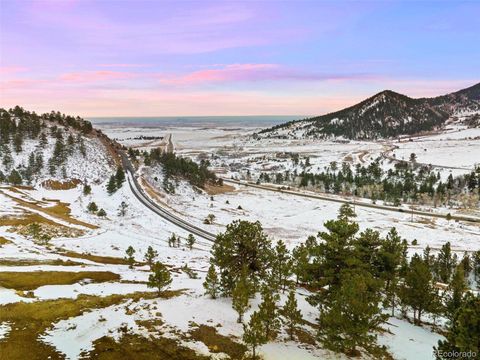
147,262,172,295
125,246,136,269
203,263,219,299
282,290,303,340
435,294,480,359
232,268,251,323
319,270,386,356
399,254,436,325
106,175,117,195
212,220,272,295
257,286,280,340
292,243,309,284
144,246,158,269
445,265,467,320
242,311,267,360
272,240,293,292
115,166,125,188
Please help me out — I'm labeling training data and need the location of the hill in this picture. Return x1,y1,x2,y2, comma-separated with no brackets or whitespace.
258,82,480,140
0,106,116,188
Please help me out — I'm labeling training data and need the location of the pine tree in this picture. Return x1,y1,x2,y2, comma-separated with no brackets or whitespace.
319,270,386,355
87,202,98,213
308,218,359,308
232,269,251,323
115,166,125,188
242,311,267,360
283,290,303,340
435,293,480,359
473,250,480,286
187,234,196,250
1,145,13,170
83,183,92,196
211,220,272,295
338,203,356,221
257,286,280,340
445,265,467,320
272,240,293,292
106,175,117,195
203,263,219,299
399,254,436,325
292,243,309,284
147,262,172,294
144,246,158,269
97,208,107,217
436,242,457,283
117,201,128,216
13,133,23,153
378,227,406,316
39,132,48,148
125,246,136,269
8,169,22,185
168,233,177,247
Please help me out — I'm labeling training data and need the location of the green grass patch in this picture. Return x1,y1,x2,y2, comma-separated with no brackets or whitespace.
0,271,120,291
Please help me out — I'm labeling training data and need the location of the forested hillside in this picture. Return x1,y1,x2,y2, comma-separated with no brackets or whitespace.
0,106,114,187
259,82,480,140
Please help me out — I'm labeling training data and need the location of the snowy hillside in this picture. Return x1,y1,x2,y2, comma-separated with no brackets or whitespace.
0,107,115,187
259,82,480,140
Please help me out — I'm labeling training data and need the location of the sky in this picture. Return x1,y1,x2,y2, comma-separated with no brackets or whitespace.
0,0,479,117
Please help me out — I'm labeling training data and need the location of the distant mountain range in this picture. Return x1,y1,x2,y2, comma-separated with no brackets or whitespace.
259,82,480,140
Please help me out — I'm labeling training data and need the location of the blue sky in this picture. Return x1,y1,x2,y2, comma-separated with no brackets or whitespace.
0,0,478,116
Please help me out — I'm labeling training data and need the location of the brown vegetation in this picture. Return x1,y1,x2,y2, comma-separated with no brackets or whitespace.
0,271,120,291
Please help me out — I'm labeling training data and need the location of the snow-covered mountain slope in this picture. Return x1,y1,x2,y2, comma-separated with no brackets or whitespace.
0,106,116,187
258,82,480,140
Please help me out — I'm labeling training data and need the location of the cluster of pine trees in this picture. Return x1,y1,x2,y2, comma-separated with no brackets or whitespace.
106,166,126,194
257,159,480,208
203,206,480,358
0,106,92,184
136,147,220,191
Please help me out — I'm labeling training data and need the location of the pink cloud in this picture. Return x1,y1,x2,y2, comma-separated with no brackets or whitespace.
0,66,29,75
97,63,150,68
60,70,135,83
160,64,278,85
159,64,380,86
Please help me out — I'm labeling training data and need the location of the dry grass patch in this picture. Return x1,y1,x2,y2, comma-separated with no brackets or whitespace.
0,213,58,227
0,236,12,246
0,292,159,360
15,222,85,240
190,325,246,359
59,250,132,265
204,183,235,195
0,258,83,266
0,271,120,291
41,179,82,190
0,190,97,230
80,334,210,360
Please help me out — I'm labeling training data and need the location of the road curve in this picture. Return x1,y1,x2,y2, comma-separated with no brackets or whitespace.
120,152,217,242
223,179,480,224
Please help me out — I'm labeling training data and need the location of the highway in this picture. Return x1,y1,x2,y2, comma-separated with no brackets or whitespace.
119,151,217,242
223,179,480,224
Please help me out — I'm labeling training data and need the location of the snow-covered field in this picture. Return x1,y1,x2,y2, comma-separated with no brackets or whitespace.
1,122,478,359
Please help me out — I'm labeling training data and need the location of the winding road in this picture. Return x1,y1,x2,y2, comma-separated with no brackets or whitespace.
120,151,217,242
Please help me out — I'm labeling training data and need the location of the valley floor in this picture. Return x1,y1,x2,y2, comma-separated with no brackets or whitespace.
1,124,479,359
